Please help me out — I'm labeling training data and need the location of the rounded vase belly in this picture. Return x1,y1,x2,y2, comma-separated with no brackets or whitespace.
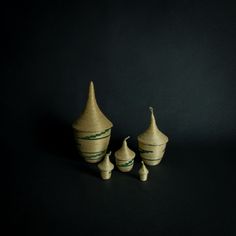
74,128,111,163
138,142,166,166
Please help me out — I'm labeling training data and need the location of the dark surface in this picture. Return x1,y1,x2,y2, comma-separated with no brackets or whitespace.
3,1,236,235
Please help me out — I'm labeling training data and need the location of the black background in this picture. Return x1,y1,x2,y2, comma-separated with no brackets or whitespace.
3,1,236,235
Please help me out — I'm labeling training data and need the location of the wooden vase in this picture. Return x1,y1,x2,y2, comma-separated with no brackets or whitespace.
72,81,113,163
115,136,135,172
98,151,114,180
138,161,149,181
137,107,168,166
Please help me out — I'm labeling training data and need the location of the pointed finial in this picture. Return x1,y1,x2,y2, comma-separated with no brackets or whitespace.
149,106,158,132
88,81,96,101
106,151,112,159
149,106,154,113
123,136,130,147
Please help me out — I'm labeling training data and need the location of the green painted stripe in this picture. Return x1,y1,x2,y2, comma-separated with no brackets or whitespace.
117,159,134,167
77,134,111,141
81,150,106,154
77,129,110,140
81,150,106,159
84,154,104,160
139,148,153,154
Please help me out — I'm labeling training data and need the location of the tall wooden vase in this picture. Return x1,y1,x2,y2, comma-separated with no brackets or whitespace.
137,107,168,166
72,81,113,163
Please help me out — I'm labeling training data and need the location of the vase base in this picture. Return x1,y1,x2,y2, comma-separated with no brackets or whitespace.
142,159,162,166
84,156,103,163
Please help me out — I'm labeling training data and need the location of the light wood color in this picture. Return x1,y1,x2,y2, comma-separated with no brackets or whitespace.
115,136,136,172
138,161,149,181
72,81,113,163
98,151,114,180
138,107,168,166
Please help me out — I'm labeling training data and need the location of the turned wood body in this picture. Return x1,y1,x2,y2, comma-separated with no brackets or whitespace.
138,107,168,166
73,82,113,163
115,136,135,172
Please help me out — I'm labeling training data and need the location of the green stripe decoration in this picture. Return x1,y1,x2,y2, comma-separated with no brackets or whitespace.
81,150,106,154
81,150,106,159
139,148,153,154
117,159,134,167
77,128,111,140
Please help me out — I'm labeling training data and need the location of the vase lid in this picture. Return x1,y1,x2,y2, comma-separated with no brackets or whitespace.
115,136,136,161
98,152,114,171
73,81,113,132
138,107,168,145
138,161,149,175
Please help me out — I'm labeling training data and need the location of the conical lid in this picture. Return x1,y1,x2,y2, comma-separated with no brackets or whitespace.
73,81,113,132
115,136,136,161
138,161,149,175
138,107,168,145
98,152,114,171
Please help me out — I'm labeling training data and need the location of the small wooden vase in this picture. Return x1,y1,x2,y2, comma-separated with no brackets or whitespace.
98,152,114,180
72,81,113,163
137,107,168,166
138,161,149,181
114,136,135,172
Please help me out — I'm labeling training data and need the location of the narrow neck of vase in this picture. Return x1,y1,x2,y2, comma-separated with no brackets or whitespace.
122,136,130,149
87,81,98,107
104,155,109,164
149,107,159,132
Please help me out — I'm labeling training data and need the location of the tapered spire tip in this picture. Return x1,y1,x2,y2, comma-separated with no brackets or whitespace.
89,81,95,92
149,106,154,114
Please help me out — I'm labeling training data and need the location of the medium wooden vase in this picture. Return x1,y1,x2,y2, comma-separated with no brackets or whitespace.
137,107,168,166
114,136,135,172
72,81,113,163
